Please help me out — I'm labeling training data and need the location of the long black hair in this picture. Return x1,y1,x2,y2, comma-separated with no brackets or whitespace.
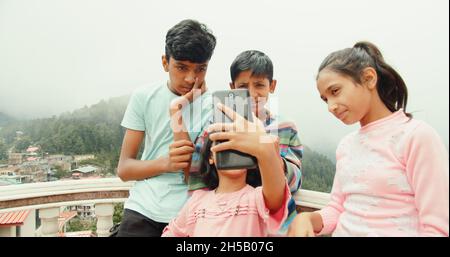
317,41,411,117
199,135,262,190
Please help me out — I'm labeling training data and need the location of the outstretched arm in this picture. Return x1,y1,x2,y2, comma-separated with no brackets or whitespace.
280,128,303,193
255,134,286,212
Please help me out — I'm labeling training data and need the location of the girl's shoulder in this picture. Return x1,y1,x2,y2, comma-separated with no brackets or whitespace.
185,189,215,211
187,186,258,212
401,118,443,144
337,115,428,143
336,130,359,149
190,188,213,199
336,118,443,153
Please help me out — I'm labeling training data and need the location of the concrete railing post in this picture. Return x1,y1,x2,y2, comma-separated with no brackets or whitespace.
95,203,114,237
39,207,60,237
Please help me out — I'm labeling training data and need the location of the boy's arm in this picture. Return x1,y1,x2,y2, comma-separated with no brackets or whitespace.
169,78,208,182
170,101,193,182
187,129,211,191
278,127,303,193
117,129,193,181
169,89,194,142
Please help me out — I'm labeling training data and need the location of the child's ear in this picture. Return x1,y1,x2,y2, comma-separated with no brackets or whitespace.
269,79,277,93
229,82,235,89
362,67,377,90
162,55,169,72
209,156,214,165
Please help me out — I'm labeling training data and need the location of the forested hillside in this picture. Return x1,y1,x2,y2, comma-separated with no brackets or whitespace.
0,95,336,192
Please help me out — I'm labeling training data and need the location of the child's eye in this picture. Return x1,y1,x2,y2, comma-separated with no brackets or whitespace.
177,66,187,71
331,88,340,95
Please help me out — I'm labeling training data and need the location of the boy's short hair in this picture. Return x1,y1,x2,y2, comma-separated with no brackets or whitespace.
165,19,216,63
230,50,274,83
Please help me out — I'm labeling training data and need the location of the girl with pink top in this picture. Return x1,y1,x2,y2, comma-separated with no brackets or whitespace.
288,41,449,237
162,102,290,237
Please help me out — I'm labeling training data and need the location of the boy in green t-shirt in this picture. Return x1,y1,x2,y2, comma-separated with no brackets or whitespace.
116,19,216,237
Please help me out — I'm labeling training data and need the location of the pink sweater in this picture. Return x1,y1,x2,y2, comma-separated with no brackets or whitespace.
318,110,449,236
162,184,290,237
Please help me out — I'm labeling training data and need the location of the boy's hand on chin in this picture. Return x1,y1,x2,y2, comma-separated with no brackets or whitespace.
170,78,207,115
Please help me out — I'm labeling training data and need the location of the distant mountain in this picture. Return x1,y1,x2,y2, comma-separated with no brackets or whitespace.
61,95,130,123
313,147,336,164
0,112,15,127
0,95,130,153
0,94,132,172
301,146,336,193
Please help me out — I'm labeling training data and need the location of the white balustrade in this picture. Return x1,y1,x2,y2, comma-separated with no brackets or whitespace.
39,207,60,237
95,203,114,237
0,178,329,237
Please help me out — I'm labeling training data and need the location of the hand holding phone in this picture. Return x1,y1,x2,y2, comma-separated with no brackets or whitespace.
211,89,257,170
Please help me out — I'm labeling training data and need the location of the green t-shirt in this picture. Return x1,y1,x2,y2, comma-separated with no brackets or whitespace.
121,82,212,223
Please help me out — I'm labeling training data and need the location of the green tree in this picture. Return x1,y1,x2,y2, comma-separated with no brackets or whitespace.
65,217,84,232
301,146,336,193
113,202,124,225
53,165,69,179
66,217,97,233
14,136,32,152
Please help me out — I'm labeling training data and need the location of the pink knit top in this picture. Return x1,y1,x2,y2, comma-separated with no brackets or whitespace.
318,110,449,236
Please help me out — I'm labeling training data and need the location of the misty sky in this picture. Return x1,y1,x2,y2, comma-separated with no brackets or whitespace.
0,0,448,155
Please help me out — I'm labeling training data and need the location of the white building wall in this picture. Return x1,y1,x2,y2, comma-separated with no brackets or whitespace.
0,226,15,237
20,209,36,237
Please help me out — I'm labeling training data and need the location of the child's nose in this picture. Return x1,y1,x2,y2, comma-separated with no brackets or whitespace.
185,72,196,84
328,102,338,113
248,88,261,99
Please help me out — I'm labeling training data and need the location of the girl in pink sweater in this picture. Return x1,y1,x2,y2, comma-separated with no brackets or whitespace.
162,103,290,236
288,41,449,237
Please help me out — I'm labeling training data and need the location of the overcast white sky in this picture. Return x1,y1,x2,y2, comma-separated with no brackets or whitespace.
0,0,448,155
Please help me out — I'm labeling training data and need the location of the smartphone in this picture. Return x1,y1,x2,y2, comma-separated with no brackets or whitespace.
212,89,257,170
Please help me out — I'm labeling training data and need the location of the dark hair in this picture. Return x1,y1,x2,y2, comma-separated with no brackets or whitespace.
230,50,274,83
165,19,216,63
199,136,261,190
317,41,410,117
